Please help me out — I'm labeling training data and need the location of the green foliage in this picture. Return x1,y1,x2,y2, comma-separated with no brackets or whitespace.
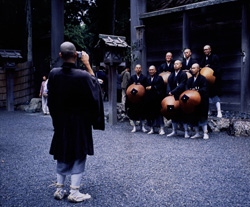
64,0,130,64
64,0,96,53
64,24,86,50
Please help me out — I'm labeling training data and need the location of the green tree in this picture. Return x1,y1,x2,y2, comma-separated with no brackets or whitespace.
64,0,130,64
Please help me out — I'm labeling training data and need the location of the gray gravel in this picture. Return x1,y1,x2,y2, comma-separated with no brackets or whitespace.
0,109,250,207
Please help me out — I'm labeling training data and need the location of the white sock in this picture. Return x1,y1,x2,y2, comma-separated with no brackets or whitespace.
133,120,136,126
71,173,83,189
216,102,221,112
69,173,83,198
202,125,208,134
56,173,66,188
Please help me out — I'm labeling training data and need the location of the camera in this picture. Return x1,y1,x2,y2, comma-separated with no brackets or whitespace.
76,51,82,59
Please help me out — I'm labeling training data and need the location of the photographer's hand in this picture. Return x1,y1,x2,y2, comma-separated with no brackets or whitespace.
81,51,95,76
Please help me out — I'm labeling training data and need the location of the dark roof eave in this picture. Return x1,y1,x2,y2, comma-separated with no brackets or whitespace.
139,0,239,19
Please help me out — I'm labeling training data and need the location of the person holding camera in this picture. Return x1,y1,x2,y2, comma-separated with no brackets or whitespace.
48,41,104,203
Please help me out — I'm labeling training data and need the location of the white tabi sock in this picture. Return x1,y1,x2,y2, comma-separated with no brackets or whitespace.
56,173,66,188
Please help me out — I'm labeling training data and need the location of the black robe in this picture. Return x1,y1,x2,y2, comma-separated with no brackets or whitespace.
186,74,209,125
126,74,147,120
48,62,104,163
166,70,187,101
166,70,187,122
144,74,164,121
200,53,221,97
158,61,175,74
182,57,194,71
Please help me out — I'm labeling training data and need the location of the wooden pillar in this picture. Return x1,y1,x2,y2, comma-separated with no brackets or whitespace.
108,65,117,125
51,0,64,67
6,68,15,111
241,1,250,112
135,25,147,76
182,12,190,50
130,0,147,75
26,0,32,63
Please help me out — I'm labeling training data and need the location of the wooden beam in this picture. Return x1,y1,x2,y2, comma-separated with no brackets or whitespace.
108,66,117,125
241,1,250,112
140,0,239,19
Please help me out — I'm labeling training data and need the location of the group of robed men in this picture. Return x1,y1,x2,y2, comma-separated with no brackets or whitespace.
125,45,223,140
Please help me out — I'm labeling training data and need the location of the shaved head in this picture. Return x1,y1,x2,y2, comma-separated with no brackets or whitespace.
60,41,76,59
192,63,200,69
203,45,212,56
174,60,182,71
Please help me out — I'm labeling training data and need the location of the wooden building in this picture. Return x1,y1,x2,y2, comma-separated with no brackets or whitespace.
130,0,250,112
0,0,62,110
0,62,35,109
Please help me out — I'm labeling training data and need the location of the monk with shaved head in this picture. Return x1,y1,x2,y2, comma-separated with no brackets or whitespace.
48,41,104,202
200,45,222,118
158,51,175,73
166,60,188,138
185,63,209,139
182,48,194,71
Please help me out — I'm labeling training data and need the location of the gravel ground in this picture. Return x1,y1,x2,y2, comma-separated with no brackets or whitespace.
0,109,250,207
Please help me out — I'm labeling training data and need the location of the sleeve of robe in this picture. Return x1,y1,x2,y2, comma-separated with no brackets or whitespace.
170,72,187,96
48,68,104,131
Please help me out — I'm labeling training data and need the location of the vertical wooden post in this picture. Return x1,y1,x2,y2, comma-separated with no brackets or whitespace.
6,68,15,111
26,0,32,63
130,0,147,75
135,25,147,76
108,62,117,125
241,1,250,112
112,0,116,35
51,0,64,67
182,12,190,50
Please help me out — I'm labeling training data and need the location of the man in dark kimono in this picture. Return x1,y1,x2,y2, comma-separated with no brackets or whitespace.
158,52,175,74
126,64,148,133
186,63,209,139
166,60,188,138
48,41,104,202
182,48,194,71
120,67,131,111
144,65,165,135
200,45,222,118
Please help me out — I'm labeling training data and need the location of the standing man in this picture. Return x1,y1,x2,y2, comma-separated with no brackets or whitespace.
126,64,148,133
186,63,209,139
182,48,194,71
120,67,130,112
158,52,175,73
145,65,165,135
166,60,188,138
200,45,222,118
48,41,104,203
